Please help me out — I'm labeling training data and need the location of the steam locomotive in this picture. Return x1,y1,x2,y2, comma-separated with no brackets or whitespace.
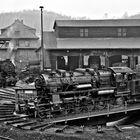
0,59,17,87
28,67,136,118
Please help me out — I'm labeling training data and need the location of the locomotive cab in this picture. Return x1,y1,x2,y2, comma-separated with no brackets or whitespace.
108,67,136,95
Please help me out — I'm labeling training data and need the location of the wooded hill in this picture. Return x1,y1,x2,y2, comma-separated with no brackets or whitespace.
0,10,87,33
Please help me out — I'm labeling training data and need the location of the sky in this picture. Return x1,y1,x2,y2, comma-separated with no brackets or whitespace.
1,0,140,19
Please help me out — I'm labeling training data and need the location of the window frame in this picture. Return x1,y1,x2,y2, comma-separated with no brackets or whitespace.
117,27,127,37
80,28,89,37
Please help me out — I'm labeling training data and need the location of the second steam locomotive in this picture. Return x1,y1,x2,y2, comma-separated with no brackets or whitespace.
0,59,17,87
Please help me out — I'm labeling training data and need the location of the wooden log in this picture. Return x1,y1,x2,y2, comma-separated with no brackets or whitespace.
133,123,140,127
75,126,84,133
55,125,69,133
39,123,54,131
0,135,14,140
114,125,122,132
0,115,28,122
5,119,27,125
17,121,37,128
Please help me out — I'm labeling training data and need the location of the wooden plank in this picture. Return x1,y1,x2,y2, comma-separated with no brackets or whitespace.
0,135,14,140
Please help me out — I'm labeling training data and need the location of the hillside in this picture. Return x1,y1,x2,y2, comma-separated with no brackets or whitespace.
0,10,87,33
129,13,140,19
1,10,140,34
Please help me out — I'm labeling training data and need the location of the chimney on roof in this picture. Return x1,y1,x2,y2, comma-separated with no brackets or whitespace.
21,19,23,23
15,19,23,23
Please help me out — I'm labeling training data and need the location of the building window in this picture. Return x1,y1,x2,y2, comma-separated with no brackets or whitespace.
122,28,127,37
15,40,19,46
25,41,30,47
85,29,88,37
80,28,88,37
117,28,127,37
15,31,20,36
80,29,84,37
117,28,122,37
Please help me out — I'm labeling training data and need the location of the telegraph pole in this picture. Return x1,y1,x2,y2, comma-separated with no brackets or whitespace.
39,6,44,71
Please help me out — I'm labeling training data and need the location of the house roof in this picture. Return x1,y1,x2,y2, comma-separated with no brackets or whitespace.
0,34,10,41
54,19,140,28
1,19,39,39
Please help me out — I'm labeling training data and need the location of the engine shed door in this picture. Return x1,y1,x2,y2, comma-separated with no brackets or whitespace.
68,56,79,71
88,56,100,69
57,56,66,70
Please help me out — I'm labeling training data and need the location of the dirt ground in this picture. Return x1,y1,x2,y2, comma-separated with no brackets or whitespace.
0,124,140,140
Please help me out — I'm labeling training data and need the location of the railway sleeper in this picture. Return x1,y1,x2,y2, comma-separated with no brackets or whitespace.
30,122,53,130
16,121,37,128
4,118,28,125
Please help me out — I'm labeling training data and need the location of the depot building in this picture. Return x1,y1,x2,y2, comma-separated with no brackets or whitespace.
36,19,140,70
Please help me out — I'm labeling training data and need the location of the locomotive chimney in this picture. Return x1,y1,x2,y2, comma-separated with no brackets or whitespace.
39,6,44,71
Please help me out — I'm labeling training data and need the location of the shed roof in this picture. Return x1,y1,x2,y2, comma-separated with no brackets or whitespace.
39,31,140,51
43,32,57,49
36,31,56,51
54,19,140,28
42,35,140,50
54,37,140,49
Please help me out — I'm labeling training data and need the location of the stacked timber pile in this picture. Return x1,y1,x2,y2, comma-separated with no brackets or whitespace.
0,88,15,116
0,88,15,102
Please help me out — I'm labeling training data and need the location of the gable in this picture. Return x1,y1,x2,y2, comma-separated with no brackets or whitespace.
1,19,39,39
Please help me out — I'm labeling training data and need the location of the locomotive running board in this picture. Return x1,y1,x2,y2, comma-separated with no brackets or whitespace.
45,104,140,124
48,87,116,95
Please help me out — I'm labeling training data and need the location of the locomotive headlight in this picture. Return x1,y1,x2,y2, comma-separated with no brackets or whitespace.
98,89,114,95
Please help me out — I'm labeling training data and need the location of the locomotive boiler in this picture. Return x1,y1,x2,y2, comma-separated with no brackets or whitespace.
25,67,136,118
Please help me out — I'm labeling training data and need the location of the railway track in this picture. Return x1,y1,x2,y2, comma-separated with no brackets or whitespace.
0,108,140,136
3,116,139,135
3,117,85,134
0,87,140,135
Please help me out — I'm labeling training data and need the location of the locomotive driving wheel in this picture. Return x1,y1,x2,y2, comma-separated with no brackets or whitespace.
81,99,89,113
74,100,82,114
87,99,95,112
36,96,51,119
95,99,107,110
63,102,75,115
115,97,124,107
37,107,47,119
